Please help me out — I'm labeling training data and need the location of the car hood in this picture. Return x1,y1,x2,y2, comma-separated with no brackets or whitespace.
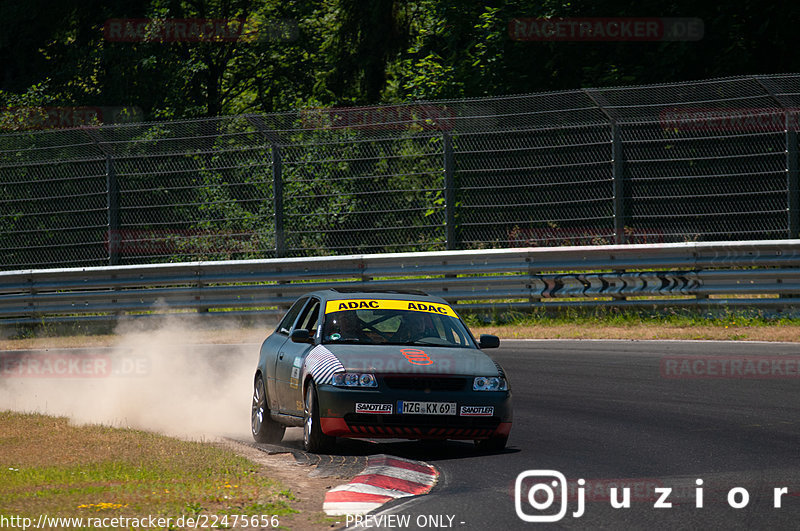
321,343,501,376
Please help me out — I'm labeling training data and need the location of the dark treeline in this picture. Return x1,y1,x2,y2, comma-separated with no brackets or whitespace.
1,0,800,121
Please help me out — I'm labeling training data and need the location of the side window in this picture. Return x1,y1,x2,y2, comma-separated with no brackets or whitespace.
433,316,448,341
447,318,469,346
434,314,467,346
277,297,308,335
296,299,321,333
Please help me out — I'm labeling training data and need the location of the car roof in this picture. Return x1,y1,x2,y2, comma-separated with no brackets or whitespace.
303,288,450,305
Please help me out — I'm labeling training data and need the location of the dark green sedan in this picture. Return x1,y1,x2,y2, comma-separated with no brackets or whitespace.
251,289,512,453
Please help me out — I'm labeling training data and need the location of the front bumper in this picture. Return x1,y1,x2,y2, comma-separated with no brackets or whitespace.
316,383,512,440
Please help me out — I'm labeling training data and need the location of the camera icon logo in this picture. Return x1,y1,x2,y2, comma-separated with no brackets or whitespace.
515,470,568,522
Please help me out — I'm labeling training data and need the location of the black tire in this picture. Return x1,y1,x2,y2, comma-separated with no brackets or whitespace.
251,375,285,444
303,381,335,453
474,435,508,453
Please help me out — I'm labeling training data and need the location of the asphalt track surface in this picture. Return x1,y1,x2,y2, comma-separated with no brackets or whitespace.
322,340,800,530
5,340,800,529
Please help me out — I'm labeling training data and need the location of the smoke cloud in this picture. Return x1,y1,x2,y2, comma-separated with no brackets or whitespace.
0,316,268,440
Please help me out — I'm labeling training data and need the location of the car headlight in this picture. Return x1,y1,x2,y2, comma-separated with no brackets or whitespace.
332,372,378,388
473,376,508,391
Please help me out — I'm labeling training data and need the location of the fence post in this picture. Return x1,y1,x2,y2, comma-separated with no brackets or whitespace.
584,89,626,245
245,115,285,258
106,157,120,265
272,143,286,257
83,128,120,265
612,122,626,245
443,132,457,250
787,112,799,239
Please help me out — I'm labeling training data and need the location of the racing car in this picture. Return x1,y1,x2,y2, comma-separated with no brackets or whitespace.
251,289,512,453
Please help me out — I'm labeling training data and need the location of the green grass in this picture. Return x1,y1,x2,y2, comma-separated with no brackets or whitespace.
461,306,800,342
462,306,800,329
0,412,298,529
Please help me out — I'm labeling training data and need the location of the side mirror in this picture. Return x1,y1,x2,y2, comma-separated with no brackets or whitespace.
290,329,313,344
478,334,500,349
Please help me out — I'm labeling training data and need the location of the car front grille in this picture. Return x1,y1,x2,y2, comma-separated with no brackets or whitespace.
382,376,467,392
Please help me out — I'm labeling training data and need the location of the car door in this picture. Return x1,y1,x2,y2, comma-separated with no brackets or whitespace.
263,297,308,408
275,297,322,415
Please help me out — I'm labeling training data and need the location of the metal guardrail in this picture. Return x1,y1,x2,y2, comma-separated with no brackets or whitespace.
1,240,799,325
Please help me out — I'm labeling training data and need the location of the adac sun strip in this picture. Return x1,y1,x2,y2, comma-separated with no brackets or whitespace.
324,299,457,318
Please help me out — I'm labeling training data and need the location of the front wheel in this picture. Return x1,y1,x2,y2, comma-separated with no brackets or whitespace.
303,381,335,453
252,375,285,444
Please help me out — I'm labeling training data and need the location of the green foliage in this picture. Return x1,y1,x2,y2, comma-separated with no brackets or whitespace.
3,0,800,268
4,0,800,117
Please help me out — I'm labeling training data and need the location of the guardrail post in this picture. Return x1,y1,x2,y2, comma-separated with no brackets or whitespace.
443,133,457,250
787,112,799,238
612,122,626,245
272,144,286,258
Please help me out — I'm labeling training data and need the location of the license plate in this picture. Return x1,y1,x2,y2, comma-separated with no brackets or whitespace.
398,401,457,415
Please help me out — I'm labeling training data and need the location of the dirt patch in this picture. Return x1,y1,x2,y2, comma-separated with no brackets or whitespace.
0,327,269,351
217,439,351,530
471,324,800,342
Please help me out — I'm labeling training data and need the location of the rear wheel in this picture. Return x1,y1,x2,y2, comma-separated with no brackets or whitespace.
251,375,285,444
474,435,508,453
303,381,335,453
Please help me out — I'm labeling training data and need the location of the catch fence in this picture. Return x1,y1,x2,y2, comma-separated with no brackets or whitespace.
2,74,800,270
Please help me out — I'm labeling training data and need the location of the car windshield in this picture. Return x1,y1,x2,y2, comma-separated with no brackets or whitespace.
322,307,475,348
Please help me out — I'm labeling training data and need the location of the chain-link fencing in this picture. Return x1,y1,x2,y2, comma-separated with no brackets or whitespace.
2,74,800,270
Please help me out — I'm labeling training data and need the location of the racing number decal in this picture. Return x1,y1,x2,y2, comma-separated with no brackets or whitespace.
401,348,433,365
